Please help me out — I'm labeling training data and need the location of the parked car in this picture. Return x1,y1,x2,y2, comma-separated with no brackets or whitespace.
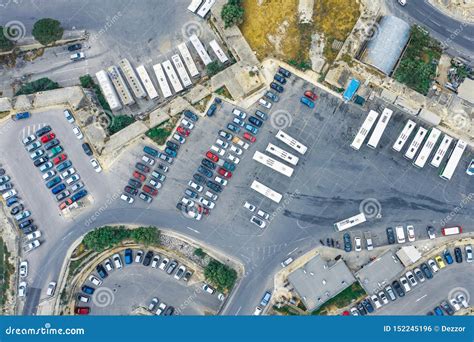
354,237,362,251
466,245,473,262
413,267,426,282
232,108,247,119
384,285,397,301
258,98,272,109
399,276,411,292
427,259,439,273
426,225,436,239
264,91,279,102
243,132,256,143
443,249,454,264
270,82,284,93
249,116,263,127
255,110,267,121
250,216,266,229
183,110,199,122
273,73,286,84
420,263,433,279
406,225,415,242
278,67,291,78
300,97,314,108
82,143,93,156
142,251,153,266
343,233,352,252
392,280,405,297
304,90,318,100
386,227,396,244
64,109,75,123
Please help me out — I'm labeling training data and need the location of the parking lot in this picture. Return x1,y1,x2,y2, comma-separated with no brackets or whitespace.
77,248,222,315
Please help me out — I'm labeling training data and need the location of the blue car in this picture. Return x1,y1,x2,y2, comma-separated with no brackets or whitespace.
165,147,177,158
227,123,240,133
71,189,88,202
278,67,291,78
46,176,61,189
206,104,217,117
6,196,19,207
244,124,258,134
248,116,263,127
51,183,66,195
143,146,159,157
255,110,267,121
434,306,444,316
300,97,315,108
124,249,133,264
270,82,284,93
81,285,95,295
443,250,453,264
197,166,213,178
57,160,72,172
264,91,279,102
273,73,287,84
183,110,199,122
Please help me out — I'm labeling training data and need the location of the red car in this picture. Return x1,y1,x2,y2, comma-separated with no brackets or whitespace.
206,151,219,162
304,90,318,100
41,133,56,143
133,171,146,182
243,132,256,143
59,198,73,210
197,205,210,215
218,167,232,179
142,184,158,196
75,307,90,315
176,126,190,137
53,154,67,165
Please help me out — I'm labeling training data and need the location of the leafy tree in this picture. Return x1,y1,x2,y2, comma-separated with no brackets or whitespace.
194,248,206,258
82,226,129,252
0,27,14,52
79,74,112,112
15,77,60,95
204,260,237,291
108,115,135,135
206,61,223,76
32,18,63,45
79,75,94,88
221,0,244,28
131,227,160,245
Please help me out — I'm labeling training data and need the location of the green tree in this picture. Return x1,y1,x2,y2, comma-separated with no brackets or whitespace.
194,248,206,258
206,61,223,76
221,0,244,28
108,115,136,135
131,227,160,245
79,74,94,88
0,27,14,52
82,226,130,252
32,18,63,45
204,260,237,291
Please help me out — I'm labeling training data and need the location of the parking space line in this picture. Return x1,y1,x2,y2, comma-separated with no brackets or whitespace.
186,226,200,234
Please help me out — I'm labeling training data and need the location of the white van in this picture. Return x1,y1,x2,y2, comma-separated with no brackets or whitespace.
395,226,405,243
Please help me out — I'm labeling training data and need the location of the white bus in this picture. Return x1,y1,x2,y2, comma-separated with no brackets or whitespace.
404,127,427,160
136,65,159,100
171,54,192,88
265,143,299,166
187,0,203,12
393,119,416,152
350,110,379,151
118,58,147,99
95,70,122,111
430,134,453,168
196,0,216,18
439,139,467,180
413,128,441,168
209,39,229,64
189,34,212,66
334,213,367,232
250,180,282,203
162,60,183,93
152,63,173,98
367,108,393,149
252,151,294,177
177,43,200,78
275,130,308,155
107,65,135,106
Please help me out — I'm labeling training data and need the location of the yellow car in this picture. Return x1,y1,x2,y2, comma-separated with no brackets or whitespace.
435,255,446,269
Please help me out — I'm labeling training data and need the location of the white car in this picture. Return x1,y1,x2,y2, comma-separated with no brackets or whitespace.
66,174,80,185
22,134,36,145
112,254,123,269
64,109,75,123
61,167,76,179
227,154,240,164
205,191,218,201
466,159,474,175
215,139,228,149
399,276,411,292
258,98,272,109
427,259,439,272
232,108,247,119
354,237,362,252
244,201,255,212
120,194,134,204
104,259,113,272
250,216,266,229
77,295,90,303
90,158,102,172
378,291,389,305
134,250,143,263
199,197,215,209
42,170,56,181
253,306,262,315
449,298,461,311
181,197,194,207
217,293,225,301
466,245,473,262
230,145,243,155
148,297,159,311
142,155,155,166
70,52,85,61
405,271,418,287
202,283,215,294
151,255,160,268
350,307,359,316
173,133,186,144
366,238,373,251
214,176,227,186
188,180,203,192
2,189,17,200
149,179,162,189
26,231,41,241
155,302,167,315
257,209,270,220
398,0,407,6
19,261,28,278
46,282,56,296
181,118,194,130
18,281,27,297
407,225,415,242
370,294,382,309
159,258,169,270
280,257,294,268
210,145,225,156
232,137,249,150
72,126,83,139
88,275,102,286
24,240,40,252
457,294,469,308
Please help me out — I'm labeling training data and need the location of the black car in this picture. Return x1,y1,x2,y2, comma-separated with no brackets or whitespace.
33,157,49,167
166,140,180,151
201,158,216,170
184,188,198,199
128,179,142,188
124,186,139,196
197,165,213,178
270,82,284,93
135,162,150,173
183,110,199,122
19,219,33,229
44,139,60,150
454,247,463,263
10,204,24,216
21,224,37,234
392,280,405,297
183,270,193,282
440,301,454,315
35,125,52,137
67,43,82,51
176,202,184,211
343,233,352,252
157,163,169,173
96,264,108,279
248,116,263,127
82,143,93,156
278,67,291,78
193,173,205,184
273,73,287,84
143,251,153,266
207,180,222,193
356,302,367,315
163,306,174,316
420,263,433,279
386,227,396,244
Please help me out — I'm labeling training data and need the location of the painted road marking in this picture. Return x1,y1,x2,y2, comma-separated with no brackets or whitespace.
416,294,427,302
186,226,200,234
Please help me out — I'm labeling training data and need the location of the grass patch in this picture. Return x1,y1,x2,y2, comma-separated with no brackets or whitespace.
394,26,442,95
272,305,299,316
108,115,136,135
194,94,212,112
0,111,10,120
0,238,13,309
145,116,180,145
311,282,366,315
79,74,111,112
215,86,233,100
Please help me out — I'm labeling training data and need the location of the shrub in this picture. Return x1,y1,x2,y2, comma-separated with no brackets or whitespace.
15,77,60,96
32,18,63,45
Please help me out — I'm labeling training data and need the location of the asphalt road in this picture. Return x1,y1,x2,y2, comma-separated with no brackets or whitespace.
2,75,472,316
385,0,474,61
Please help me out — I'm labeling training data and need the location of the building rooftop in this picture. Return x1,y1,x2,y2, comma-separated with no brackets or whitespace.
457,78,474,104
288,253,356,311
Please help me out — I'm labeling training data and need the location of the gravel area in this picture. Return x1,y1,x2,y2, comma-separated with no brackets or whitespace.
159,234,211,268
